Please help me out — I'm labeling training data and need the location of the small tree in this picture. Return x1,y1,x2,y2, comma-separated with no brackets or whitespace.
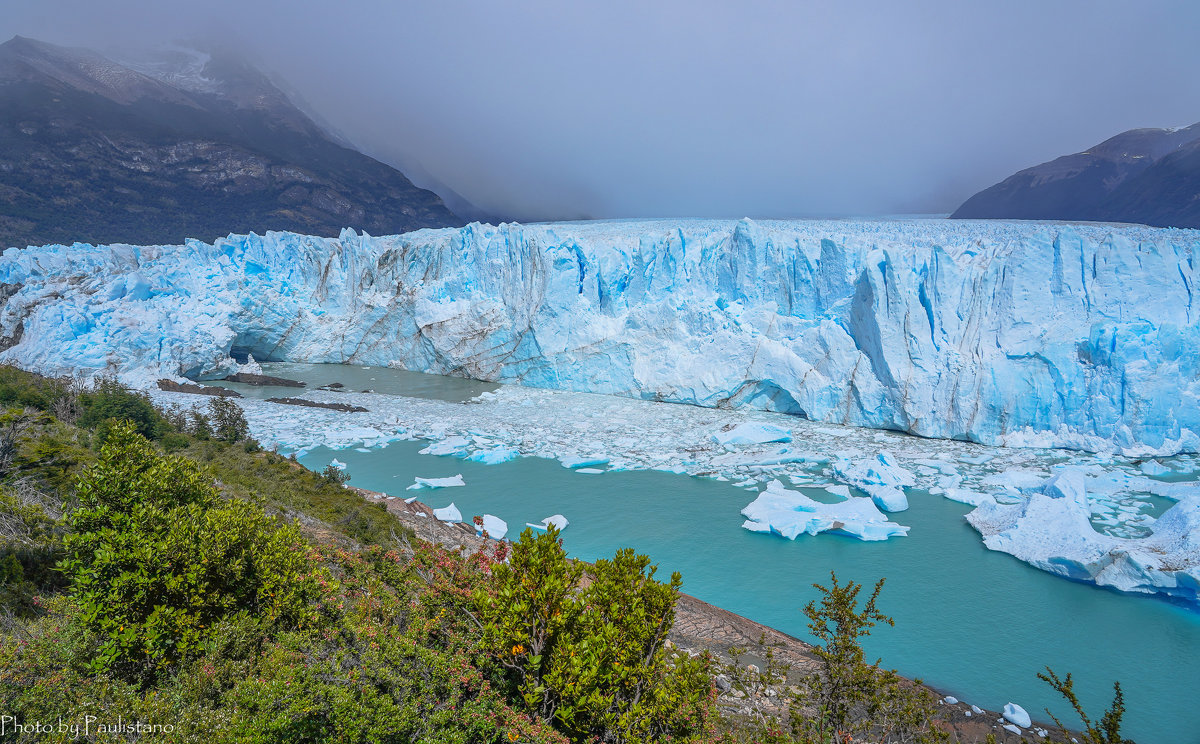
477,527,716,743
1039,668,1135,744
322,464,350,485
789,572,945,744
208,396,250,443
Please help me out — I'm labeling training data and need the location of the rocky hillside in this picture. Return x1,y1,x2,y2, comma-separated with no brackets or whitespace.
0,36,462,249
952,122,1200,228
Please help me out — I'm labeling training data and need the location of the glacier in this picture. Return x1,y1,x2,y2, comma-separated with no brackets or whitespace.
2,218,1198,454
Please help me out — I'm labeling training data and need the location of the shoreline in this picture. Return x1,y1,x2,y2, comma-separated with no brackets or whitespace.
348,484,1071,743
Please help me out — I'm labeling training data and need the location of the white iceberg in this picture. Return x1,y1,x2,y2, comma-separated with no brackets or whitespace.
712,423,793,446
740,480,909,542
466,446,520,465
833,452,915,512
526,514,569,532
406,474,465,490
966,469,1200,602
478,514,508,540
328,458,346,470
1003,703,1031,729
419,436,471,456
432,502,462,523
559,455,610,469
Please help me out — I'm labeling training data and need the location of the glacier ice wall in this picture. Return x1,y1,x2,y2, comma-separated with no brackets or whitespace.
1,218,1198,454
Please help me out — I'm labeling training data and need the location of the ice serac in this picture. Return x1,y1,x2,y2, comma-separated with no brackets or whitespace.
2,218,1199,454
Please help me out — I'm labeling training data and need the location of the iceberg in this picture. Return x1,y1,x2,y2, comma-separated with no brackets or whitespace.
479,514,508,539
405,474,465,490
712,422,793,446
1003,703,1031,729
832,452,915,512
3,219,1199,455
432,502,462,523
966,469,1200,602
740,480,909,541
466,446,520,465
526,514,569,531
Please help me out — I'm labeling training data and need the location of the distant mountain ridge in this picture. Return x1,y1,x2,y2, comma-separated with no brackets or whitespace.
952,121,1200,228
0,35,463,248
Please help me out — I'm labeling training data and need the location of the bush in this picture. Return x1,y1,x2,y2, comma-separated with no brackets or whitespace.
77,377,168,441
208,397,250,443
478,527,716,743
322,463,350,485
60,421,323,681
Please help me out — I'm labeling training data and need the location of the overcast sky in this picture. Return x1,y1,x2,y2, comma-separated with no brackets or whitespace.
5,1,1200,221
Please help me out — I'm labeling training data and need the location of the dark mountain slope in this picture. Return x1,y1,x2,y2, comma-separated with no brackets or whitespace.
951,122,1200,227
0,36,463,248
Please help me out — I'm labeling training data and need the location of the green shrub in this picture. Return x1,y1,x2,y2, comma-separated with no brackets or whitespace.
77,377,170,443
208,397,250,443
60,421,323,681
478,527,716,743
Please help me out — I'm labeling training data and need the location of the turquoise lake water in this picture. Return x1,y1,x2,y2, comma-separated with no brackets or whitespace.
298,440,1200,743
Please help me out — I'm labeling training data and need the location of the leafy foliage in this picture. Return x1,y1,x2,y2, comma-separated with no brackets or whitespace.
60,421,322,681
478,526,717,743
1040,668,1135,744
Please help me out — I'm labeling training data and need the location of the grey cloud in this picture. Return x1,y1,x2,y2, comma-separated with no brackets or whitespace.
4,0,1199,221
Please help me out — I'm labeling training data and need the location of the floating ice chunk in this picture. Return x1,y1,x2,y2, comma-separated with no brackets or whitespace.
981,469,1046,491
712,423,792,446
825,485,851,499
479,514,508,539
526,514,569,531
1003,703,1031,728
467,446,520,465
406,474,465,490
576,468,605,474
419,436,471,456
1140,460,1171,477
943,489,991,507
740,480,909,542
329,458,346,470
959,453,994,465
433,502,462,523
559,455,610,469
833,452,914,512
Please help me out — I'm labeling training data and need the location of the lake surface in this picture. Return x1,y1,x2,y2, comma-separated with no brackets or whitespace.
230,364,1197,743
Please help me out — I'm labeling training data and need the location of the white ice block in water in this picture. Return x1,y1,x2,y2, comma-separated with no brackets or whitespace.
432,502,462,523
479,514,508,539
406,474,465,490
526,514,569,531
712,422,793,446
419,436,471,456
466,446,520,465
740,480,909,542
329,458,347,470
833,452,914,512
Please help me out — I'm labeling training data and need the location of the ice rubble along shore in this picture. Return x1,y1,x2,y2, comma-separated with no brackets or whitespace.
1,218,1198,454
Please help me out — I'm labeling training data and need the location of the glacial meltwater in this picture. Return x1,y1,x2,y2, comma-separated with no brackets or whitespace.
209,364,1200,743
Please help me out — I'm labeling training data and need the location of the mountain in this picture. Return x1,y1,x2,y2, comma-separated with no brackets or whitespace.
0,36,463,249
951,122,1200,228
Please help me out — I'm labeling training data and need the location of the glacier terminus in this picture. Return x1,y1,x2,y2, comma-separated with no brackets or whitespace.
2,217,1199,602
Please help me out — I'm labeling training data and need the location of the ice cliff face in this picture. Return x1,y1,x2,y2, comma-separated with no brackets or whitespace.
1,218,1198,454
